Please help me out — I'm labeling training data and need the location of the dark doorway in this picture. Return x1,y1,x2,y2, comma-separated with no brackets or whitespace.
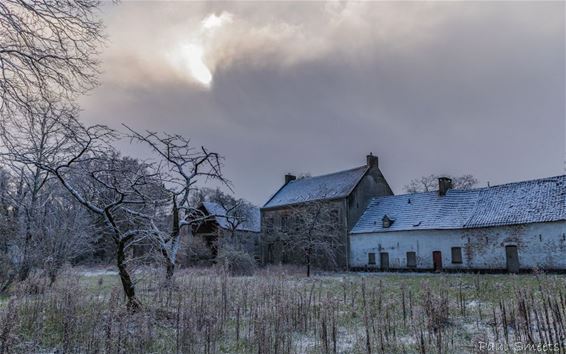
505,245,519,273
406,252,417,268
380,252,389,271
432,251,442,272
266,243,274,263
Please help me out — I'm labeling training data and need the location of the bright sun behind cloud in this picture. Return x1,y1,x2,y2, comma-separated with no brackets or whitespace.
168,12,233,88
179,44,212,86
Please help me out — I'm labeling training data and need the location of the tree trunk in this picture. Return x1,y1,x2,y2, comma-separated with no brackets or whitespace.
165,261,175,281
18,167,42,282
116,240,141,311
17,231,33,282
162,196,180,282
48,270,57,286
17,262,31,282
306,253,311,277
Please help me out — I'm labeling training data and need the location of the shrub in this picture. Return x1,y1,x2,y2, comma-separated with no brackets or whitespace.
184,237,214,266
215,245,256,276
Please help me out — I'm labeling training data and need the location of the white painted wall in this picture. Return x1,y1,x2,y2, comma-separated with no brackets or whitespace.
350,221,566,271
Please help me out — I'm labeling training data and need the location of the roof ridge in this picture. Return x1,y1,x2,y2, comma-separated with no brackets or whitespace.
289,165,368,182
480,174,566,190
372,175,566,201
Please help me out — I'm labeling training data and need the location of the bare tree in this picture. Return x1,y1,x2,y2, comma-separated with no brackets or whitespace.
0,168,17,292
0,102,85,281
265,199,342,277
0,0,103,118
404,174,478,193
0,0,108,288
125,127,228,280
194,188,257,242
37,179,97,285
452,175,479,190
13,116,166,309
0,161,97,290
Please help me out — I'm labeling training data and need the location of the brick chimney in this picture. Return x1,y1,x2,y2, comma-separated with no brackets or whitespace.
438,177,453,196
285,173,296,184
366,153,378,168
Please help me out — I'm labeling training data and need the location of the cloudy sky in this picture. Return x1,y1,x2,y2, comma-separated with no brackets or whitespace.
80,1,565,205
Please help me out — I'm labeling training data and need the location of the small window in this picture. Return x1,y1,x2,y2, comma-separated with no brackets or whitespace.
330,209,340,223
451,247,462,264
266,217,274,233
281,215,289,232
368,253,376,265
382,215,394,228
406,252,416,268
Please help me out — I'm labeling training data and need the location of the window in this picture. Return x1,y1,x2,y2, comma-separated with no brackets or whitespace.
382,215,394,228
451,247,462,264
330,209,340,224
281,215,289,232
295,215,302,231
368,253,376,265
266,217,274,233
406,252,416,268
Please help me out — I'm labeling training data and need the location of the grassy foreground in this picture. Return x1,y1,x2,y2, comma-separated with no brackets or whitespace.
1,267,566,353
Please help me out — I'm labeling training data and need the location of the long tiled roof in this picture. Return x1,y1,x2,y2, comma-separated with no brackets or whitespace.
351,175,566,234
202,202,261,232
263,166,369,209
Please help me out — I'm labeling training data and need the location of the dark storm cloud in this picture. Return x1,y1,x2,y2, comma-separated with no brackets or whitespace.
80,1,565,205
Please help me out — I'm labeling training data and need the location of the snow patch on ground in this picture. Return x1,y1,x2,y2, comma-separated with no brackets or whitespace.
293,333,317,352
466,300,484,308
399,335,417,345
79,269,118,277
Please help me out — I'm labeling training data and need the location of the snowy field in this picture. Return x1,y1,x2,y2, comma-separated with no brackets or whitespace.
1,267,566,353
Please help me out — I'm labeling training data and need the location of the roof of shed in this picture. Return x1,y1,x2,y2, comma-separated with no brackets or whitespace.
202,201,261,232
263,166,369,209
351,175,566,234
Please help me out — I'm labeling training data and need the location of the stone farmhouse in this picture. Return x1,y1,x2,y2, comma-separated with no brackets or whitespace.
260,154,566,273
260,154,393,268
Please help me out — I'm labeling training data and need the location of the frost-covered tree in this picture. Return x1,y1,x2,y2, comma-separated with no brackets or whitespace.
0,168,17,291
17,118,166,309
0,0,103,118
0,0,104,281
37,179,97,285
0,103,85,281
0,163,97,291
126,127,228,281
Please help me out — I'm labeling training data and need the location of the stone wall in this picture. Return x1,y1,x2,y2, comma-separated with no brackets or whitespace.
260,199,348,269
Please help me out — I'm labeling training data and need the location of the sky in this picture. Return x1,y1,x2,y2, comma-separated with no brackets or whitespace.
80,1,565,206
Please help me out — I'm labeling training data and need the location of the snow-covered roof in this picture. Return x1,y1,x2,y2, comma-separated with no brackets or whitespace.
202,201,261,232
263,166,369,209
351,175,566,234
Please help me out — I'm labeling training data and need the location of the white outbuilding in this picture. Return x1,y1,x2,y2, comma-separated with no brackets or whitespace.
350,175,566,272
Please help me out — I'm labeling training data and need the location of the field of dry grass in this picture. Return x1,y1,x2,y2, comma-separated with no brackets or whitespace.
1,267,566,353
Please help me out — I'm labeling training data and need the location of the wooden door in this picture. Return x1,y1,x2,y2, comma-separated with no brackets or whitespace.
506,245,519,273
380,252,389,271
433,251,442,272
